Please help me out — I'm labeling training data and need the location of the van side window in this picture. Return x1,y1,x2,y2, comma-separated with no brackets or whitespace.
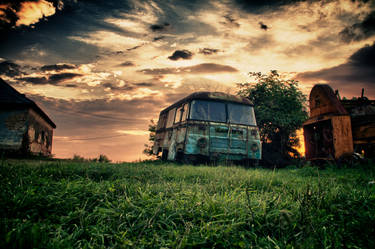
174,106,183,124
156,113,167,130
181,104,188,122
166,108,176,128
174,104,189,123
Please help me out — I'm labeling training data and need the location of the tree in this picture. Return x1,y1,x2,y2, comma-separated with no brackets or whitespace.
237,71,308,165
143,119,156,156
98,154,111,163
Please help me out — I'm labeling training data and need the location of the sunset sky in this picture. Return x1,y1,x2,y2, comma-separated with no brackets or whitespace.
1,0,375,161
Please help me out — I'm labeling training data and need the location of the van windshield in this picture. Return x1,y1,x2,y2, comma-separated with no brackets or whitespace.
189,100,226,122
189,100,256,125
228,103,256,125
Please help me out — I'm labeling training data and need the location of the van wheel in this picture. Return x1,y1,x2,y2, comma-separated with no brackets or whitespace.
182,155,195,165
182,155,208,165
161,149,168,161
244,159,259,167
176,151,184,163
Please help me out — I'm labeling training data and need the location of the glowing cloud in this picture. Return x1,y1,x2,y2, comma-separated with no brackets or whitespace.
16,0,56,26
116,130,149,136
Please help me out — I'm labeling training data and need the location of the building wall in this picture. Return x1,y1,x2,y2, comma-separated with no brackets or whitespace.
26,109,54,156
332,116,353,159
0,109,28,152
0,108,54,156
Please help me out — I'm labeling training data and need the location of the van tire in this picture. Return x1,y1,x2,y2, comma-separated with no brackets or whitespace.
175,151,184,163
161,149,168,161
182,154,195,165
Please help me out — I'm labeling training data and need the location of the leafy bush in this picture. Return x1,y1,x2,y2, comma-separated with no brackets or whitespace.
71,154,111,163
238,71,308,165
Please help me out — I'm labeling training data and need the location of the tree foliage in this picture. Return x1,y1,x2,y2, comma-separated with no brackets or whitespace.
98,154,111,163
143,119,156,156
237,71,308,162
71,154,111,163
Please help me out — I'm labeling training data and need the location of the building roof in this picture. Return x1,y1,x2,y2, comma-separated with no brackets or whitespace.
341,98,375,116
0,78,56,128
308,84,348,118
160,91,253,114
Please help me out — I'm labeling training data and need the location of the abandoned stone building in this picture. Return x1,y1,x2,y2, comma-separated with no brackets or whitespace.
303,84,375,161
0,78,56,156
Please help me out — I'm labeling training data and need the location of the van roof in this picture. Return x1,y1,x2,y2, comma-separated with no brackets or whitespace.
160,91,253,114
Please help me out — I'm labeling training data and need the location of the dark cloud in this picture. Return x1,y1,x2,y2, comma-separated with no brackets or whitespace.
222,14,240,27
168,50,193,60
18,72,81,85
19,76,49,84
41,63,77,71
339,11,375,42
150,22,170,32
118,61,135,67
140,63,238,75
348,42,375,67
127,45,143,51
199,48,220,55
153,36,165,41
0,60,22,77
0,4,17,39
49,72,81,83
298,64,375,84
259,21,269,30
234,0,311,13
296,43,375,98
133,82,155,87
65,84,78,88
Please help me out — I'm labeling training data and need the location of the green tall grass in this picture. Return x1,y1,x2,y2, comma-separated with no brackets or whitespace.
0,159,374,248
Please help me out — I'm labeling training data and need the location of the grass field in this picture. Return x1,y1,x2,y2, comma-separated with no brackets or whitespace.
1,159,375,249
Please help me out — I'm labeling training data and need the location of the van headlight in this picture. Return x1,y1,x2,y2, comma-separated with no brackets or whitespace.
251,143,259,152
197,138,207,148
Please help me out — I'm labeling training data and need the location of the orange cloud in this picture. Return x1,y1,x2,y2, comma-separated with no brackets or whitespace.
0,4,11,23
16,0,56,26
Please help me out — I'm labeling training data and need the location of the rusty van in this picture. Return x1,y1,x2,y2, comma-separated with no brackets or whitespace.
152,92,261,164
